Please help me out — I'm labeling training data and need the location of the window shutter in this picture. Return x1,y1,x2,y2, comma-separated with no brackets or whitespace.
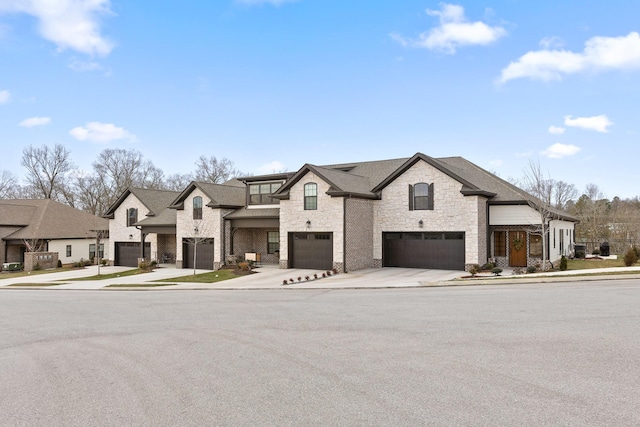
408,184,414,211
428,183,434,210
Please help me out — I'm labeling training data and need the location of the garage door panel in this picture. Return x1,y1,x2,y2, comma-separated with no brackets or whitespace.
290,233,332,270
383,232,464,270
183,238,214,270
115,242,151,267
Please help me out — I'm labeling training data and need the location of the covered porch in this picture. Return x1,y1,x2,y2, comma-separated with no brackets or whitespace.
225,208,280,266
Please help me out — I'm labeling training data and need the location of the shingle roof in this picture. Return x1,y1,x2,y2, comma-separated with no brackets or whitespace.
0,199,108,240
134,207,176,226
169,181,246,209
224,207,279,219
103,188,181,219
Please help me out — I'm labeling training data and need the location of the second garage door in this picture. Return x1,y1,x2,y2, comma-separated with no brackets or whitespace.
115,242,151,267
183,238,215,270
289,232,333,270
383,232,465,270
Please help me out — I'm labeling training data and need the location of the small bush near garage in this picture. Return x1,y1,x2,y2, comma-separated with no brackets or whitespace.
623,248,638,266
559,255,568,271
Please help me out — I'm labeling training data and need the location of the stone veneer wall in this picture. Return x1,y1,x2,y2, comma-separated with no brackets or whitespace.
373,160,484,267
278,171,345,271
344,198,374,272
24,251,58,271
157,234,176,263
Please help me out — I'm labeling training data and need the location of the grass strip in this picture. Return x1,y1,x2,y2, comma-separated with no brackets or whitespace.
5,283,64,287
106,283,176,288
69,269,146,281
156,269,239,283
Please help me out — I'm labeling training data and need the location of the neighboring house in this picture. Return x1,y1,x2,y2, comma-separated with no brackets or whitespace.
0,199,109,269
104,153,577,272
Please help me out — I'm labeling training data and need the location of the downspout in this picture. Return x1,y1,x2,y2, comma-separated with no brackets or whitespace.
486,201,491,263
343,197,347,273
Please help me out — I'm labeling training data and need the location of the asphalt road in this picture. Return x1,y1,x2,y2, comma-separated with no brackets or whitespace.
1,280,639,426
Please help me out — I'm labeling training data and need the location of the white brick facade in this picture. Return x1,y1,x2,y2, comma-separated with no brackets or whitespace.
279,172,345,269
373,160,486,266
175,188,226,270
107,194,157,264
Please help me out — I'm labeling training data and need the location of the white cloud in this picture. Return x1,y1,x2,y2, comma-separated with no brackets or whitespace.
19,116,51,127
389,32,409,47
407,3,506,54
68,58,103,72
499,32,640,83
234,0,298,6
257,161,286,174
548,126,565,135
541,143,581,159
0,0,114,56
69,122,136,143
0,89,10,103
564,114,613,133
539,36,564,50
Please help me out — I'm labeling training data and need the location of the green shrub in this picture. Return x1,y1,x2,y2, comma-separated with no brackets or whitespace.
57,259,62,268
559,255,568,271
623,248,638,266
575,250,586,259
633,246,640,259
33,263,42,271
238,262,251,271
492,267,502,276
592,248,600,255
482,262,495,271
527,265,537,274
100,259,107,266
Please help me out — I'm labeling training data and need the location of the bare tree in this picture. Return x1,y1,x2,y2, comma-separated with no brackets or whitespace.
521,159,578,270
0,170,18,198
571,183,610,244
71,171,107,215
20,144,73,200
182,219,213,275
194,155,240,183
165,172,194,191
92,148,166,213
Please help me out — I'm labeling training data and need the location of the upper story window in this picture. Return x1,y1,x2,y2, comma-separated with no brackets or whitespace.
193,196,203,220
249,182,282,205
304,183,317,210
409,183,434,211
127,208,138,226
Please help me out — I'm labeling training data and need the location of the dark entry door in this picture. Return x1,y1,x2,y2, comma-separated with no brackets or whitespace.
383,232,465,270
115,242,151,267
289,233,333,270
509,231,527,267
183,238,215,270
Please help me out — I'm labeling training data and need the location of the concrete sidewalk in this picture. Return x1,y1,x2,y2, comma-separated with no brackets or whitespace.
1,263,640,291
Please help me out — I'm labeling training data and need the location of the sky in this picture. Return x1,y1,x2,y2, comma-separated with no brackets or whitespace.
1,0,640,199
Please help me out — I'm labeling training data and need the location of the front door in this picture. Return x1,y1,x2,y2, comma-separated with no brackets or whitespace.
509,231,527,267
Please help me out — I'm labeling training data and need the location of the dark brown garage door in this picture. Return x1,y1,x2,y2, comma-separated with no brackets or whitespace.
115,242,151,267
289,233,332,270
383,232,465,270
183,238,215,270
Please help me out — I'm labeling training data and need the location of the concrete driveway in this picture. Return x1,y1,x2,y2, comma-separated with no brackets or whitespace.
0,264,465,290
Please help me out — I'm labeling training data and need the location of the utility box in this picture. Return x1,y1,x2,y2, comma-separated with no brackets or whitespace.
599,242,610,257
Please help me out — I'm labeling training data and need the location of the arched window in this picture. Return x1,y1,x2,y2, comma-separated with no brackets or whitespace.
127,208,138,226
304,183,317,210
193,196,203,220
409,183,434,211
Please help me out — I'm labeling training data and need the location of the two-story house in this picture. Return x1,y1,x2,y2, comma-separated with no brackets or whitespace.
105,152,577,272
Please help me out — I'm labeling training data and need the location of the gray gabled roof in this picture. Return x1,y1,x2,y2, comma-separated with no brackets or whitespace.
103,188,181,219
169,181,246,209
0,199,108,241
134,207,176,226
224,207,280,219
270,152,576,221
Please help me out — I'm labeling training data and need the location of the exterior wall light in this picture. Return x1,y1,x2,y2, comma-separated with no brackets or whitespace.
418,220,424,228
306,220,311,228
128,234,133,240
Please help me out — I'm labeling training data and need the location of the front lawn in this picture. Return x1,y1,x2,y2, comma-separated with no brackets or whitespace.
566,258,627,270
105,283,176,288
0,267,76,279
156,269,240,283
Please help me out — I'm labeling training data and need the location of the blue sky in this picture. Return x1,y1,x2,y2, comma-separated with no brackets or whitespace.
1,0,639,198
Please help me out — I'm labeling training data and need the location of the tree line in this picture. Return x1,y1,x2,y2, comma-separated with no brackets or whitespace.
0,144,242,216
